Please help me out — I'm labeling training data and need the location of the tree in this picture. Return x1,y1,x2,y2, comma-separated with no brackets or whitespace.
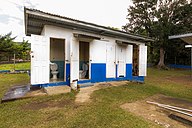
16,40,30,60
0,32,30,61
0,32,16,54
123,0,191,68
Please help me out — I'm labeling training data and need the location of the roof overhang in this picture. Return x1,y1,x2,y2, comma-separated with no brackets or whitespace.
24,7,153,43
169,33,192,44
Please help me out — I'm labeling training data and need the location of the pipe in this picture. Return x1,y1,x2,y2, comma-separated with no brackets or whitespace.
147,101,192,117
147,101,192,112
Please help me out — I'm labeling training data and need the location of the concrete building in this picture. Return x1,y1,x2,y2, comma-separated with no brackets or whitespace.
24,8,153,88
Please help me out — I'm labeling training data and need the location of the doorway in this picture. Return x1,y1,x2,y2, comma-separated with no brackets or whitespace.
117,45,126,77
132,44,139,76
79,41,90,79
50,38,65,82
106,44,116,78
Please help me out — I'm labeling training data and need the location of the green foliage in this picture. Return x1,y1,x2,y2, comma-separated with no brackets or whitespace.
0,32,30,61
123,0,192,66
0,32,16,54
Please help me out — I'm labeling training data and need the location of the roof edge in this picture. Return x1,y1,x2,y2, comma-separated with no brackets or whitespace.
25,8,154,42
169,33,192,39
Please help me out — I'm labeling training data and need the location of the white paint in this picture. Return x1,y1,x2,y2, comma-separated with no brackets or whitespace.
126,45,133,63
117,45,126,77
30,25,148,85
31,35,49,84
106,43,116,78
139,45,147,76
70,37,79,82
43,25,72,63
185,45,192,48
90,40,107,63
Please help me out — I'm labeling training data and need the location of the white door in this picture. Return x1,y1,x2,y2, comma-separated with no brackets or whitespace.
118,46,126,77
70,37,79,83
106,44,116,78
31,35,49,85
139,45,147,76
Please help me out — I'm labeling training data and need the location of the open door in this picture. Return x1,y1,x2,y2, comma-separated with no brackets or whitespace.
139,45,147,76
106,43,116,78
70,37,79,83
117,45,126,77
31,35,49,85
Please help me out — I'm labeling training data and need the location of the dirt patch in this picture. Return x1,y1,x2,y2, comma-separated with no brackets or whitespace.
24,88,47,97
75,81,129,103
75,85,100,103
166,76,192,86
21,99,77,110
121,94,192,128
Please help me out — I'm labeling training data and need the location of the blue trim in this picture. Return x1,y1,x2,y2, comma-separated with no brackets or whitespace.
32,82,69,87
0,70,10,73
91,63,106,83
66,63,70,85
126,64,132,80
80,84,94,88
106,78,116,82
32,63,145,87
116,64,118,78
132,76,144,82
0,69,30,73
168,64,192,69
78,79,91,84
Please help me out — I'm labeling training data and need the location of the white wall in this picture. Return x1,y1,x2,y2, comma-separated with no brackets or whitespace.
43,25,145,65
126,45,133,64
43,25,73,63
42,25,147,79
90,40,107,63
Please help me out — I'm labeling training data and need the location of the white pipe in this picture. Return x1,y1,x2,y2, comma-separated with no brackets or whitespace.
147,101,192,112
160,105,192,117
147,101,192,117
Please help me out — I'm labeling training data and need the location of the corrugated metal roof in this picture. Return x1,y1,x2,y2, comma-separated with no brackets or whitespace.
169,33,192,44
24,7,154,42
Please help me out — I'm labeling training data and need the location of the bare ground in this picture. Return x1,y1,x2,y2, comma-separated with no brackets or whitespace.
165,75,192,86
75,81,129,103
121,94,192,128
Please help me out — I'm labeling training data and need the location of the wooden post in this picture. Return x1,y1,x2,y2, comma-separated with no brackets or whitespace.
13,53,15,72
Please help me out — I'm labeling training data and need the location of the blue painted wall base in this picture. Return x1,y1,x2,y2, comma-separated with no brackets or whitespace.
32,63,145,87
168,64,192,69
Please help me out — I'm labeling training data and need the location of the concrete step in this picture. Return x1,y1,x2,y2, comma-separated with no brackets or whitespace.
43,85,71,95
78,83,94,88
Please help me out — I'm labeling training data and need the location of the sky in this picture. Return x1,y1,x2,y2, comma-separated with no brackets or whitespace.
0,0,132,41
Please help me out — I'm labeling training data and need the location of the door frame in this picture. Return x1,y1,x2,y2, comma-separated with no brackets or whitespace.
117,45,126,77
49,37,66,82
79,41,91,80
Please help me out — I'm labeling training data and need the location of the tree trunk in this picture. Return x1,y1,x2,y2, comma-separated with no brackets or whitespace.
158,47,166,69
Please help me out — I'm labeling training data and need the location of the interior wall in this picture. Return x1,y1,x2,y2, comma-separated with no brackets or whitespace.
79,42,89,70
132,44,139,76
50,38,65,79
50,38,65,61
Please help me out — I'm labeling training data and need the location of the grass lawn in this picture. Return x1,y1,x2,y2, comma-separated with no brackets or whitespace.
0,68,191,128
0,62,30,70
